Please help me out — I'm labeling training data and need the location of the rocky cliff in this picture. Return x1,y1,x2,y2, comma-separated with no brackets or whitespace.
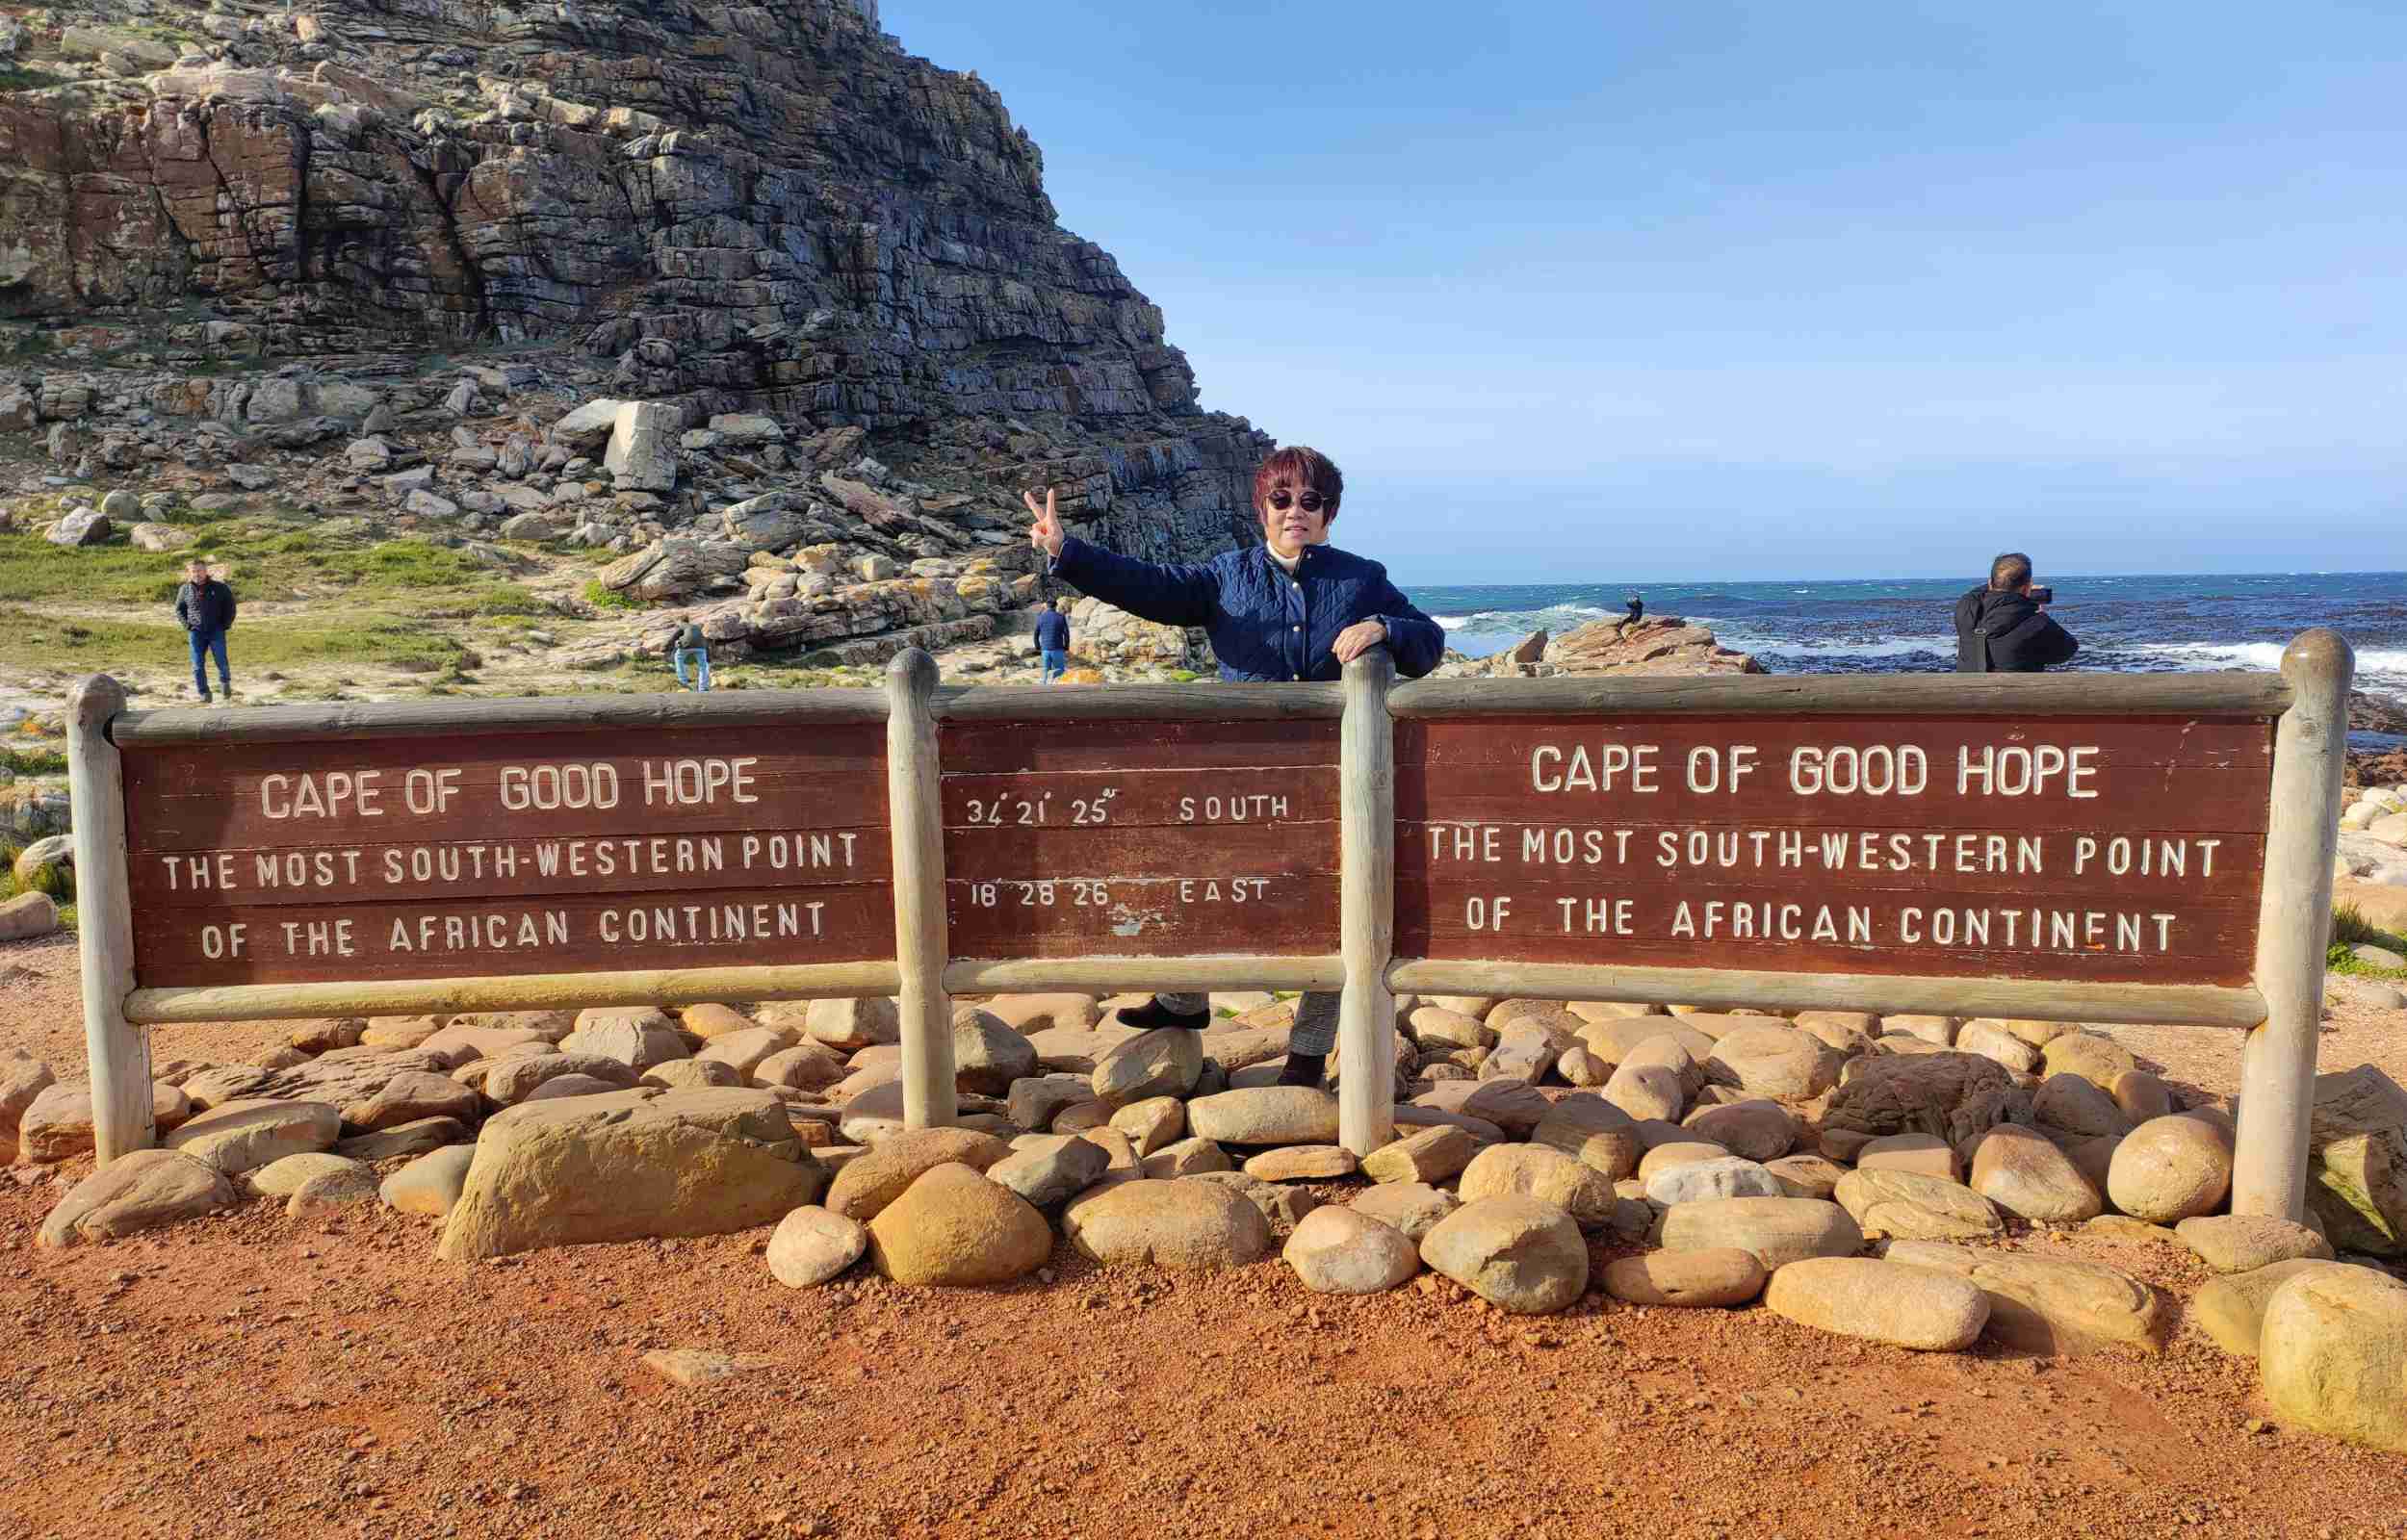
0,0,1271,660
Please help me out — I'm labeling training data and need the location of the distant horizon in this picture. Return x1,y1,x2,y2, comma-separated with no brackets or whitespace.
1380,564,2407,589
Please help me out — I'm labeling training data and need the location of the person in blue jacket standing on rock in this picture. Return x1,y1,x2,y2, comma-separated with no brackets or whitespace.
1024,445,1445,1090
1034,599,1072,682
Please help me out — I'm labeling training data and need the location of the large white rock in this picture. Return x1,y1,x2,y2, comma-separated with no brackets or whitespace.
603,401,680,490
2261,1266,2407,1453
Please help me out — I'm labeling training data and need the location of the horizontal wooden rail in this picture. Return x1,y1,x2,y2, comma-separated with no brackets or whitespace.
1386,958,2268,1030
124,962,905,1024
945,954,1347,993
933,681,1344,721
1388,671,2292,719
114,687,891,747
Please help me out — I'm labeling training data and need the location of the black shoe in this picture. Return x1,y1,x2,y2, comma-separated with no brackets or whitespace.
1117,997,1209,1032
1276,1051,1328,1090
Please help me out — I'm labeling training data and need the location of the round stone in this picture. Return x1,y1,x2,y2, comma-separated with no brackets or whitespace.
1063,1178,1272,1269
1457,1142,1618,1226
1283,1205,1419,1294
1349,1182,1459,1242
2261,1266,2407,1453
1643,1155,1782,1206
867,1164,1051,1286
1766,1256,1988,1349
1601,1247,1767,1307
2106,1114,2233,1223
1417,1195,1588,1314
1968,1123,2103,1222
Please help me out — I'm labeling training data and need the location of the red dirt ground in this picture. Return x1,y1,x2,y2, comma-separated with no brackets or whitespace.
4,930,2406,1540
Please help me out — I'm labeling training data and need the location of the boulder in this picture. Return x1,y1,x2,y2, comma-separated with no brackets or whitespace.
824,1126,1012,1221
1645,1155,1783,1206
249,1152,365,1198
1637,1141,1729,1179
37,1150,238,1247
559,1010,690,1069
2174,1215,2334,1273
1820,1052,2025,1147
2304,1065,2407,1256
2260,1267,2407,1453
334,1117,469,1162
987,1135,1112,1207
678,1004,757,1041
1106,1095,1186,1154
1091,1028,1204,1103
1245,1145,1359,1181
643,1060,745,1092
1187,1169,1318,1233
343,1070,482,1132
1481,1016,1567,1084
2106,1114,2233,1222
1704,1024,1844,1099
1360,1124,1477,1184
0,1052,58,1163
18,1080,192,1163
1763,1153,1848,1199
1835,1168,2005,1241
289,1163,383,1219
1456,1080,1551,1136
1600,1247,1767,1308
437,1089,823,1260
1766,1257,1988,1349
1657,1197,1864,1269
2110,1070,2174,1123
799,996,902,1052
1681,1099,1796,1163
1530,1094,1642,1178
163,1099,341,1175
1140,1135,1229,1178
1283,1206,1420,1294
982,993,1100,1034
478,1053,641,1104
380,1145,477,1218
767,1205,870,1287
1955,1019,2044,1074
695,1026,801,1082
1582,1018,1718,1066
1856,1131,1959,1180
753,1042,848,1091
1063,1178,1272,1269
951,1009,1037,1094
1408,1006,1495,1051
2042,1032,2140,1090
2033,1073,2132,1139
1457,1143,1618,1227
1884,1240,2169,1355
1350,1182,1459,1242
867,1164,1052,1286
0,890,60,939
1418,1196,1588,1314
603,400,680,490
1966,1123,2102,1222
2189,1259,2358,1358
1185,1087,1339,1146
1602,1060,1687,1122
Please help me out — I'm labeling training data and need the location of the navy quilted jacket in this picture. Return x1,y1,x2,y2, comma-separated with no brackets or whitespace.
1050,536,1446,682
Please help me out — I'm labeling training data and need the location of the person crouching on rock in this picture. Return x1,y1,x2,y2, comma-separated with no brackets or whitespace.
1023,445,1444,1089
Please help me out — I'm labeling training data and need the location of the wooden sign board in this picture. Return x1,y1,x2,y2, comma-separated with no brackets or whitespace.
1395,714,2273,986
941,718,1341,959
122,726,895,987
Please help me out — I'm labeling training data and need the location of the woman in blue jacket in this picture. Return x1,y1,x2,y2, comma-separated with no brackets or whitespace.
1024,446,1445,1089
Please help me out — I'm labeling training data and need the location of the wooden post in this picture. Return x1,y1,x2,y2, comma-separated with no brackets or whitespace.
66,675,150,1166
2233,629,2352,1219
1337,651,1397,1156
887,649,955,1128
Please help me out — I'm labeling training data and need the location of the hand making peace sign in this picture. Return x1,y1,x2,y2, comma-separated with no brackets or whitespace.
1023,486,1066,559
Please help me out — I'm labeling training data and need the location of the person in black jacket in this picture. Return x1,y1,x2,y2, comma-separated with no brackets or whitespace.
1954,552,2077,673
172,557,238,703
1033,599,1071,683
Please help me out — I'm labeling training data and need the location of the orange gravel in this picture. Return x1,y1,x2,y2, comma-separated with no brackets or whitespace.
4,932,2406,1538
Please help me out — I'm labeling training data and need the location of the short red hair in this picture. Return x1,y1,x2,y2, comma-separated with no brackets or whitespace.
1253,446,1343,515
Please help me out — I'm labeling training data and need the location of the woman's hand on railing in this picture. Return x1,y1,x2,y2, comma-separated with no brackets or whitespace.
1333,618,1388,663
1023,486,1066,558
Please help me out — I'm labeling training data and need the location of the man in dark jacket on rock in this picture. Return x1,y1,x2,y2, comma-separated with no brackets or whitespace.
1025,446,1445,1088
1034,599,1071,683
1954,552,2078,673
172,556,238,703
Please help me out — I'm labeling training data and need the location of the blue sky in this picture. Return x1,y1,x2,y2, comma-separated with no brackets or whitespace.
886,1,2407,583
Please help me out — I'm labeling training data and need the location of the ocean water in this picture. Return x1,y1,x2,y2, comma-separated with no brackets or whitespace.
1411,572,2407,702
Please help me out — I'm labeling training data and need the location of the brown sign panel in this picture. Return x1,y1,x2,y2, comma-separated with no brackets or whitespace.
942,718,1340,958
1395,714,2273,987
123,726,894,987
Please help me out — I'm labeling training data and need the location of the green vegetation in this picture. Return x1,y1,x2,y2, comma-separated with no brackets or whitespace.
0,837,77,932
582,578,639,611
2327,902,2407,978
0,747,66,778
0,606,469,676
